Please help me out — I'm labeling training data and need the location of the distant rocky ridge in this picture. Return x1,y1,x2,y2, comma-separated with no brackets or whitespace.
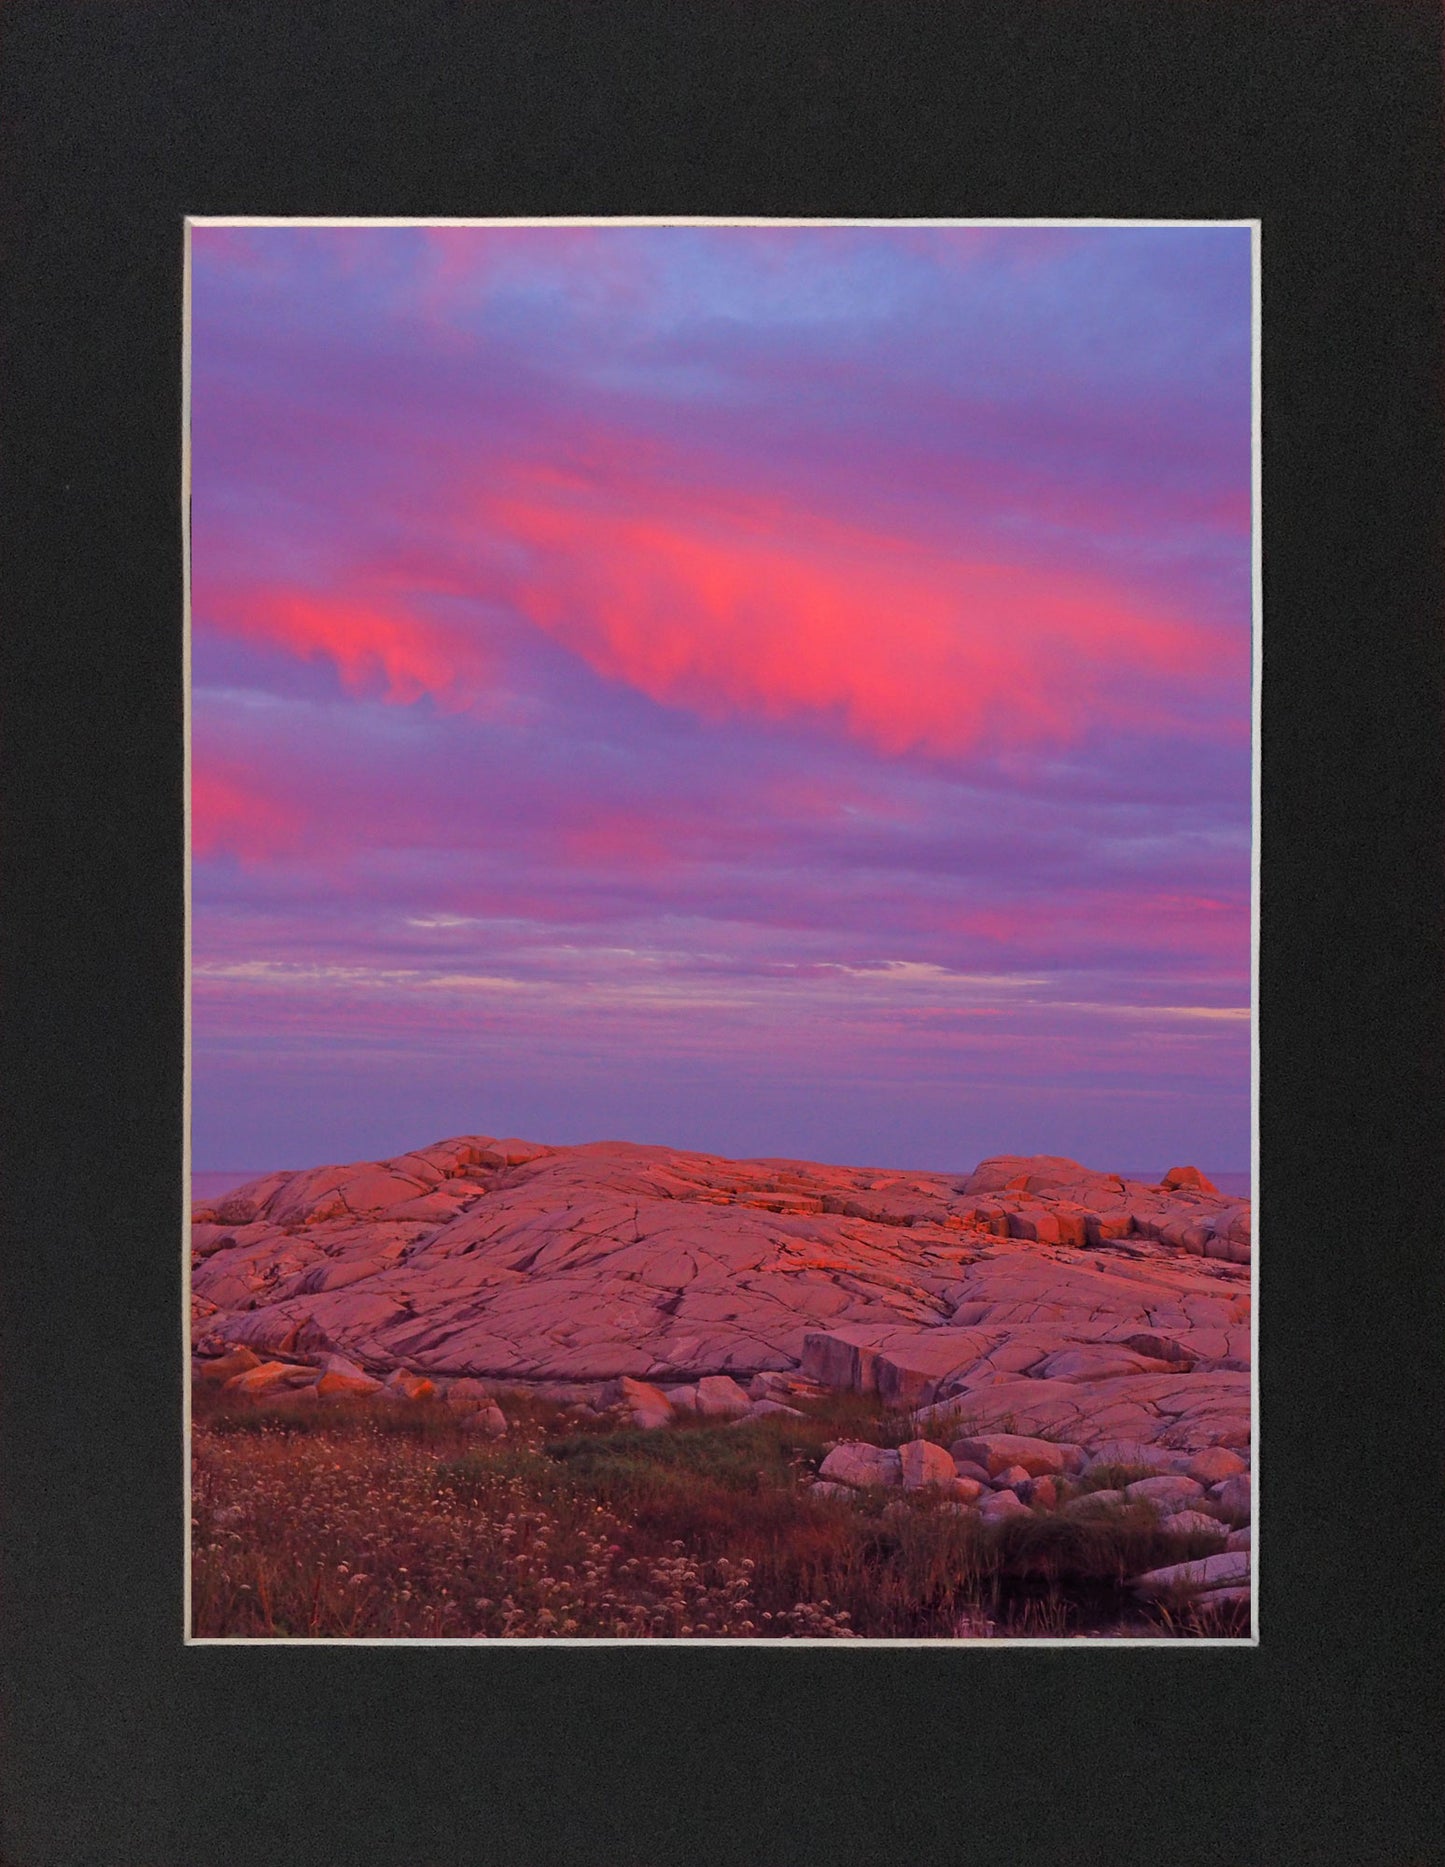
192,1134,1252,1463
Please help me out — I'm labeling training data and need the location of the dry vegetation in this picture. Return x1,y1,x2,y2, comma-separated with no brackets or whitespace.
191,1386,1247,1640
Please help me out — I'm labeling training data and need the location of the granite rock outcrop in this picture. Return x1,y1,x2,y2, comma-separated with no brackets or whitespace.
192,1135,1251,1465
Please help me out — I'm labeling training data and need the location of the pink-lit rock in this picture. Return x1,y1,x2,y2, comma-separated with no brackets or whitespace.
899,1438,957,1490
1159,1166,1219,1194
950,1434,1072,1478
192,1134,1250,1472
316,1355,385,1399
1162,1510,1227,1540
818,1442,903,1489
1123,1475,1206,1514
1130,1550,1249,1597
979,1489,1032,1525
1185,1446,1247,1485
693,1374,751,1418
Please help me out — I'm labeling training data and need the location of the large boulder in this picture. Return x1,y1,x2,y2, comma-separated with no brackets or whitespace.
1162,1510,1228,1540
224,1360,315,1397
1184,1446,1247,1485
460,1401,508,1438
949,1433,1079,1478
601,1375,675,1428
962,1156,1100,1196
1123,1475,1206,1514
818,1442,903,1489
979,1489,1032,1525
1210,1474,1252,1520
316,1355,384,1399
899,1439,957,1490
693,1375,750,1418
385,1368,437,1401
1063,1488,1125,1517
1159,1166,1219,1195
197,1346,262,1384
1131,1550,1250,1598
445,1377,498,1408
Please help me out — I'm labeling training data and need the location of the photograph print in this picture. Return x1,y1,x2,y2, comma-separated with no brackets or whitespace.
187,219,1256,1643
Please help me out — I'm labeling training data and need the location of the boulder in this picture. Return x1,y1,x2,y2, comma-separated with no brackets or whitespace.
950,1433,1072,1477
748,1370,825,1403
1020,1475,1060,1509
197,1346,263,1384
1210,1474,1252,1520
899,1439,957,1490
1124,1475,1206,1514
1131,1550,1250,1598
951,1457,993,1486
979,1489,1032,1525
1225,1526,1251,1552
1063,1488,1125,1516
1162,1510,1228,1539
600,1376,675,1428
316,1355,385,1399
1184,1446,1247,1485
385,1369,437,1401
963,1156,1094,1196
746,1399,805,1419
818,1442,903,1489
693,1374,751,1418
992,1464,1034,1493
948,1477,986,1503
1159,1166,1218,1194
224,1360,315,1396
460,1401,508,1438
809,1480,858,1502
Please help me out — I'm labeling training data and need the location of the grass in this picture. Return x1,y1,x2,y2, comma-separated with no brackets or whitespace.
190,1385,1248,1641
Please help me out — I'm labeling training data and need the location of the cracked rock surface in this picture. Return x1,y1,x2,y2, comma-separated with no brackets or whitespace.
192,1135,1250,1456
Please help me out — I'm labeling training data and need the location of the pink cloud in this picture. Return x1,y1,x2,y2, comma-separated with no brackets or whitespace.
482,472,1241,760
205,582,492,710
953,886,1247,973
192,766,303,863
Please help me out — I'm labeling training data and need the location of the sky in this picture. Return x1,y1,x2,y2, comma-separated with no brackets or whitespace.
189,221,1254,1178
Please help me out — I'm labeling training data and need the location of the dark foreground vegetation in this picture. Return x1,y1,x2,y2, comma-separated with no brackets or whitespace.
191,1386,1247,1640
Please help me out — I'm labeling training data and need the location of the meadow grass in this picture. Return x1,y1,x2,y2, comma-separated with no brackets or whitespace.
190,1386,1246,1640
